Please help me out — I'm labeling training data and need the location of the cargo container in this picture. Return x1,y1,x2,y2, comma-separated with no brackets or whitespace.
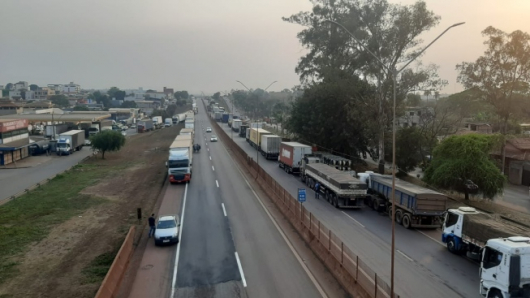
167,136,193,183
137,119,153,133
260,135,281,160
239,125,248,137
185,119,194,129
301,162,367,208
278,142,313,174
215,112,222,121
248,128,271,149
222,113,229,123
232,119,242,132
56,130,85,156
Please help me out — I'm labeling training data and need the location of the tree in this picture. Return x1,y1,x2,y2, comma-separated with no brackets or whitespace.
406,94,422,106
73,105,89,111
50,95,70,108
121,101,137,108
283,0,443,171
212,92,221,101
107,87,121,100
91,91,111,108
90,130,126,159
423,134,505,200
457,27,530,172
388,127,423,175
29,84,39,91
5,83,13,90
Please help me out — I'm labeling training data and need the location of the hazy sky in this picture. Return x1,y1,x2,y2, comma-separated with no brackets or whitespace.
1,0,529,95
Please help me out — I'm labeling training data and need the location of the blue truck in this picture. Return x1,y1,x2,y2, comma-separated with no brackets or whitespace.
358,172,447,229
222,113,229,123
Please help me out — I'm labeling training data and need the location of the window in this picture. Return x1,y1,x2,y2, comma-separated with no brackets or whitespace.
482,247,503,269
417,111,421,116
409,112,415,116
445,212,459,228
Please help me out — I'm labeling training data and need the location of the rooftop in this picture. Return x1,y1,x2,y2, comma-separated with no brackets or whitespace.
0,112,111,122
508,138,530,151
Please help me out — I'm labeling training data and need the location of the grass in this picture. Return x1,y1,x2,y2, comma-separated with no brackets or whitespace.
81,245,120,284
0,163,122,285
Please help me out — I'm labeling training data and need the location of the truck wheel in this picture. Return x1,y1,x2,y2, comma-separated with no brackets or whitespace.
365,197,373,209
334,196,339,208
372,198,380,211
402,214,411,229
487,290,502,298
395,210,403,225
447,238,458,254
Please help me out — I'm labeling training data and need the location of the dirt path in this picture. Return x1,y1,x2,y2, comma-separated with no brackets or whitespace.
0,124,182,298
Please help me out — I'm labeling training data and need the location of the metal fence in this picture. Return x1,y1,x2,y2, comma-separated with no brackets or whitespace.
206,103,399,298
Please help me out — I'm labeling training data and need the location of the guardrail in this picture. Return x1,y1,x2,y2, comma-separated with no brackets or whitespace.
203,100,400,298
0,151,97,207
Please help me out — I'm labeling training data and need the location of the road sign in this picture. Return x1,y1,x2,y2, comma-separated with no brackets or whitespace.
298,188,306,203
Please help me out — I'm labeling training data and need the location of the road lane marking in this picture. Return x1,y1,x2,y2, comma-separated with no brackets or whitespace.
216,180,219,187
207,148,209,151
222,203,227,216
341,211,365,228
212,166,215,171
235,252,247,287
209,156,212,160
234,163,328,297
171,183,188,298
397,249,414,262
416,229,445,247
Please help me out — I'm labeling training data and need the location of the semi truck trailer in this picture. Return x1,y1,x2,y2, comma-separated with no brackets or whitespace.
248,128,271,149
278,142,313,174
301,162,367,208
137,119,153,133
259,134,281,160
232,119,242,132
167,137,193,183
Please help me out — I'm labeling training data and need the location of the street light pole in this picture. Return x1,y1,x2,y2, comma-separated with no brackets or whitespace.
325,19,465,298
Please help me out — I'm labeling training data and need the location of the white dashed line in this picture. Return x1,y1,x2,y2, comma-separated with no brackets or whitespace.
216,180,219,187
341,211,365,228
222,203,227,216
416,230,445,247
212,166,215,171
235,252,247,287
397,250,414,262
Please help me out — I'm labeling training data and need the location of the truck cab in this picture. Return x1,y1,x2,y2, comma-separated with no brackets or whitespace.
480,237,530,298
56,138,71,156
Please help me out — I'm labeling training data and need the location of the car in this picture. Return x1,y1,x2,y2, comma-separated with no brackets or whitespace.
154,215,180,246
130,124,136,129
210,135,218,142
206,127,212,132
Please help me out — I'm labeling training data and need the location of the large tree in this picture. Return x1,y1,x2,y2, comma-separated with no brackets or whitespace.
50,95,70,108
29,84,39,91
121,101,137,108
284,0,443,171
91,91,111,108
90,130,126,159
457,26,530,173
423,134,505,200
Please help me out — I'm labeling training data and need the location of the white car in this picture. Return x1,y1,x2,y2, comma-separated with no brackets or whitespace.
206,127,212,132
210,135,218,142
154,215,180,246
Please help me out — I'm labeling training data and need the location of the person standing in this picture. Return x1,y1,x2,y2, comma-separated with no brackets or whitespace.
148,214,156,238
314,182,320,199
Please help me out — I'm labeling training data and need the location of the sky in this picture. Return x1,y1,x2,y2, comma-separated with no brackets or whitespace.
0,0,529,95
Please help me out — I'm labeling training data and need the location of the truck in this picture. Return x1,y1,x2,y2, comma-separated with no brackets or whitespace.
45,124,68,138
260,135,281,160
56,130,85,156
164,118,172,127
180,128,194,136
167,136,193,183
172,115,179,124
301,162,367,208
248,128,271,149
215,112,222,122
137,119,153,133
185,119,194,129
152,116,163,127
177,113,186,123
239,124,248,137
479,236,530,298
278,142,313,174
222,113,229,123
232,119,242,132
359,173,447,229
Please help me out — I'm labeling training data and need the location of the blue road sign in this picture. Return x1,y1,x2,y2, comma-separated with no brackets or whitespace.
298,188,307,203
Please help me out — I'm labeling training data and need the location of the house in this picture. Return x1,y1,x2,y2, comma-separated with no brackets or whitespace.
13,81,28,91
144,91,167,100
34,87,54,100
492,138,530,185
47,84,64,94
397,106,432,128
0,100,23,115
63,82,80,94
466,122,492,134
163,87,174,97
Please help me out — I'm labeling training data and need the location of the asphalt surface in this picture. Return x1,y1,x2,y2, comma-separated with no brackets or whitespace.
172,103,323,298
219,98,480,298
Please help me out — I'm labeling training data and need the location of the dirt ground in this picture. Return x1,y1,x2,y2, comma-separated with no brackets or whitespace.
0,124,183,298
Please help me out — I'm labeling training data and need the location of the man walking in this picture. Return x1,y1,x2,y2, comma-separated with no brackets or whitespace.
148,213,156,238
314,182,320,199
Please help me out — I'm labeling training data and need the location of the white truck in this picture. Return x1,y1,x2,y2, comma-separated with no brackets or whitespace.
152,116,163,128
164,118,172,127
56,130,85,156
260,135,281,160
167,136,193,183
278,142,313,174
232,119,242,132
185,119,194,129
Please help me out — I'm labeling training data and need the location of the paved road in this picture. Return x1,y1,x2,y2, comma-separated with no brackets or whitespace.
216,99,480,298
172,102,323,297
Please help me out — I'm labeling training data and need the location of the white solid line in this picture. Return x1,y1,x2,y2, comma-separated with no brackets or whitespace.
236,165,328,297
209,156,212,160
416,229,445,247
397,249,414,262
222,203,227,217
341,211,365,228
216,180,219,187
170,183,188,298
212,166,215,171
235,252,247,287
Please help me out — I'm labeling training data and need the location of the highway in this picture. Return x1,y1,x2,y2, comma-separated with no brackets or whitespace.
218,98,481,298
171,102,325,297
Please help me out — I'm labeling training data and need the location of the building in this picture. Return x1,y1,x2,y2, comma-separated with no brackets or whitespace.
465,122,492,134
124,93,145,101
47,84,64,94
163,87,174,96
34,87,54,100
63,82,80,94
398,107,431,127
0,100,23,115
491,138,530,184
13,81,28,91
0,119,30,165
144,90,167,100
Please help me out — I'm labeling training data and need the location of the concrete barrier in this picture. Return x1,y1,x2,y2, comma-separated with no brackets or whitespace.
94,226,136,298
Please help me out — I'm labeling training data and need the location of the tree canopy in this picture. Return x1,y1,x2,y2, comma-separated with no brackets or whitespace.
423,134,505,200
212,92,221,100
90,130,126,159
73,105,89,111
121,101,137,108
174,91,189,100
29,84,39,91
50,95,70,108
90,91,111,108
